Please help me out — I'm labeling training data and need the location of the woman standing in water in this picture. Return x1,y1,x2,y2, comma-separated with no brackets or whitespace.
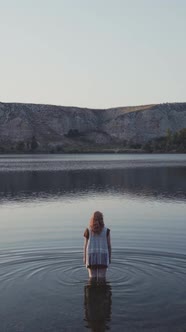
83,211,111,279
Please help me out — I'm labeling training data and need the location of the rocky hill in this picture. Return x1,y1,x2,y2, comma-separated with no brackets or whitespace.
0,102,186,152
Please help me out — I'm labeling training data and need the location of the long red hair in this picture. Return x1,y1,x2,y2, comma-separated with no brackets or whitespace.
89,211,104,234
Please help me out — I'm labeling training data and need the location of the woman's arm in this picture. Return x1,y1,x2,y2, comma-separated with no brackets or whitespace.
83,237,88,265
107,232,112,264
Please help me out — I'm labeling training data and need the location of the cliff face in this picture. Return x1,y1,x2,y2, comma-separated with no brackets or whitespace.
0,102,186,151
102,103,186,144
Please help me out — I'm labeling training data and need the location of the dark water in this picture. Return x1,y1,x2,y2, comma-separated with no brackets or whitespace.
0,154,186,332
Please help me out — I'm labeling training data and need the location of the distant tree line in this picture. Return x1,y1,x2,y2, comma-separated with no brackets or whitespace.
0,129,186,153
143,128,186,153
0,136,39,153
16,136,39,152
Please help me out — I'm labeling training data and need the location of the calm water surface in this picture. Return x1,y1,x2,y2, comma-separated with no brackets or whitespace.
0,154,186,332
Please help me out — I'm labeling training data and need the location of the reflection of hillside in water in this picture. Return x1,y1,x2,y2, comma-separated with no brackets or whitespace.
0,167,186,203
84,280,112,331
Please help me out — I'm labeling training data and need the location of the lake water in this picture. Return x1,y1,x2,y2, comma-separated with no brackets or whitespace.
0,154,186,332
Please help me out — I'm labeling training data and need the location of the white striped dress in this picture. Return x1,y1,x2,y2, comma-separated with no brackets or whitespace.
86,227,109,268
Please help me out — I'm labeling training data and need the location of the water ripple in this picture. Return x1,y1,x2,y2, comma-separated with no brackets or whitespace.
1,248,186,289
1,247,186,330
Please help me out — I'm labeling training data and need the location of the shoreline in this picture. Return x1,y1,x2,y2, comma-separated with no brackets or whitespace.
0,149,185,155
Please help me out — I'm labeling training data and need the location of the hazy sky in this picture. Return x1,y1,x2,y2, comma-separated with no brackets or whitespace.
0,0,185,108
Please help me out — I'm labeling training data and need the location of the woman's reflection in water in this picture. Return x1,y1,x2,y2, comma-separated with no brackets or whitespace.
84,279,112,331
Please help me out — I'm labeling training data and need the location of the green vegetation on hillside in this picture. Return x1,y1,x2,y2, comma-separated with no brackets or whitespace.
0,128,186,154
143,128,186,153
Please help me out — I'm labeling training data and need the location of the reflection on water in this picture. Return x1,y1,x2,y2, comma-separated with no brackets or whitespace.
0,167,186,204
84,280,112,332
